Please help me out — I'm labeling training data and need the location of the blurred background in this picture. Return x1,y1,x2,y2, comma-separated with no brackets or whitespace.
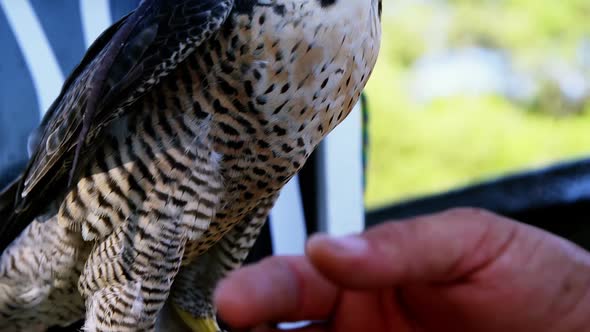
365,0,590,209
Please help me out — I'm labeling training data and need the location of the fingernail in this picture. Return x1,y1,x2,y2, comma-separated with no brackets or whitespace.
308,233,369,255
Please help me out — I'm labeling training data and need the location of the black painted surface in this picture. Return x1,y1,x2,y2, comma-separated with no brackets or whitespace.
367,158,590,250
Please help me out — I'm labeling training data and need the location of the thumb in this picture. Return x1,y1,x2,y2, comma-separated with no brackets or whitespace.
305,208,562,288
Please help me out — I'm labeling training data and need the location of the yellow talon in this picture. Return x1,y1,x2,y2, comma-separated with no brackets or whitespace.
173,304,221,332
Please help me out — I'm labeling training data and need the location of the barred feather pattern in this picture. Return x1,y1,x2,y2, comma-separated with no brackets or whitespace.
170,194,277,319
0,0,381,331
0,217,91,331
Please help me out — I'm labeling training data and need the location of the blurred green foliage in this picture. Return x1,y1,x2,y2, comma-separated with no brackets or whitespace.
364,0,590,208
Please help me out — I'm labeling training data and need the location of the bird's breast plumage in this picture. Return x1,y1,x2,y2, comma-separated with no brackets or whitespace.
57,0,381,254
0,0,381,329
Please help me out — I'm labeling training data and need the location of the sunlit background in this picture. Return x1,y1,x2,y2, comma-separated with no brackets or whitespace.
364,0,590,209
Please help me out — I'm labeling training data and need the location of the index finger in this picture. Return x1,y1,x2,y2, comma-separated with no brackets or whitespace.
306,208,534,288
214,256,339,328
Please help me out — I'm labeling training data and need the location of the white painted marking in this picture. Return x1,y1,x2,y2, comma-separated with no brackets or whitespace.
317,100,365,236
0,0,64,117
79,0,112,48
269,174,307,255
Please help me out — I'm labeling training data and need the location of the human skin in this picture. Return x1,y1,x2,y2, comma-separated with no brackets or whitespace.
214,208,590,332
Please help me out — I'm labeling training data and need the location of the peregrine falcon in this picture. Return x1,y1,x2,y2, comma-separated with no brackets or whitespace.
0,0,381,331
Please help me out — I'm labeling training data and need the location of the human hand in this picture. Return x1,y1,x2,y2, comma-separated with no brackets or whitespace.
214,208,590,332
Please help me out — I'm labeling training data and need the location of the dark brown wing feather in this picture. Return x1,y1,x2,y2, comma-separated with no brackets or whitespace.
0,176,20,226
0,0,234,252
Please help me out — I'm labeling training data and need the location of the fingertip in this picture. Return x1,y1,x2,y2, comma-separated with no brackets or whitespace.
214,273,253,327
214,259,291,327
213,275,232,306
213,277,236,314
215,256,338,327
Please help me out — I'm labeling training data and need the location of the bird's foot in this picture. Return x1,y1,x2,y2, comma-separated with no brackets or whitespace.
173,304,226,332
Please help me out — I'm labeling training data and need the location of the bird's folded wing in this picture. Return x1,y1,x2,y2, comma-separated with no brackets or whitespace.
1,0,234,252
